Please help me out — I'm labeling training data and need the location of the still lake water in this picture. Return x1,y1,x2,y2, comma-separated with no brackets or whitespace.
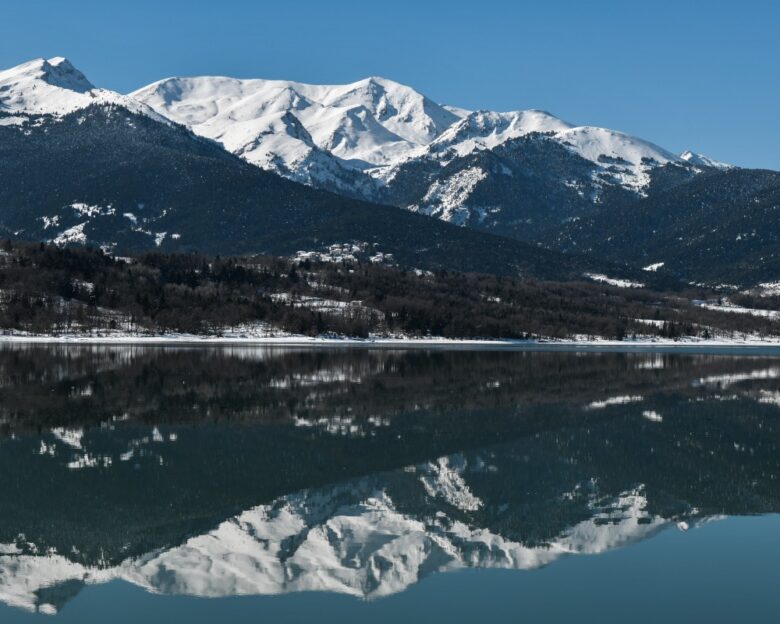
1,345,779,622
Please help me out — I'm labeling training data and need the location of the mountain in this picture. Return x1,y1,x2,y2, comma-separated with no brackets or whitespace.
131,75,460,198
133,71,728,242
8,56,773,287
547,168,780,287
0,56,165,122
0,57,654,283
680,150,733,170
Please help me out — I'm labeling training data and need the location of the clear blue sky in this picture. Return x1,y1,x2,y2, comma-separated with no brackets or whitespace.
2,0,778,169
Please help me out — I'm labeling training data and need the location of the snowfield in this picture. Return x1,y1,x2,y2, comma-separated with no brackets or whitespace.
584,273,645,288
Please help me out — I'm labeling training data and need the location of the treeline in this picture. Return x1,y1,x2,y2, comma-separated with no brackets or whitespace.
730,291,780,312
0,240,778,340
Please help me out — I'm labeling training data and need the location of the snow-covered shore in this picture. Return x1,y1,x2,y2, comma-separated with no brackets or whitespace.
4,331,780,352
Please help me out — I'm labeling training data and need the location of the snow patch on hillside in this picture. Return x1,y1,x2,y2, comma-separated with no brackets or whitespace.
411,167,487,225
52,223,87,246
585,273,645,289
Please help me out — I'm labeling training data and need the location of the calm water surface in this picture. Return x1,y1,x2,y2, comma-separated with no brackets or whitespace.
1,346,779,622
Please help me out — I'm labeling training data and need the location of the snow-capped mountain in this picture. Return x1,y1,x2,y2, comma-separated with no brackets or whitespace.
0,56,734,240
131,71,693,189
3,57,639,282
4,56,766,285
398,109,678,191
680,150,733,170
0,57,166,123
130,75,460,195
131,68,731,238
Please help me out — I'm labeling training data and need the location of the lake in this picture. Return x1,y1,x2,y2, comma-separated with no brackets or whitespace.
1,345,779,622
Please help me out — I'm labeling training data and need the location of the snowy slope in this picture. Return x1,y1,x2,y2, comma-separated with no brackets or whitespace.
556,125,679,190
1,56,735,242
131,69,731,218
2,56,732,199
399,112,680,192
425,109,575,156
680,150,733,170
131,75,460,183
131,71,723,190
0,57,166,123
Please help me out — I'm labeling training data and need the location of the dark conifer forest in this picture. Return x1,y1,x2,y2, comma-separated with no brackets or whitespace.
0,241,777,340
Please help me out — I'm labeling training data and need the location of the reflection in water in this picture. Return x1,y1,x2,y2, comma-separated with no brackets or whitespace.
1,346,780,614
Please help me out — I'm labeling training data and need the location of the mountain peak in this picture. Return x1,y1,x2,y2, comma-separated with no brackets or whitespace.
0,56,94,93
0,56,95,115
41,56,94,93
0,57,167,122
133,73,461,168
680,150,732,170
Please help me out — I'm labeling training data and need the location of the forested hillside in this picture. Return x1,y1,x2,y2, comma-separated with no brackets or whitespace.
0,241,777,340
548,168,780,286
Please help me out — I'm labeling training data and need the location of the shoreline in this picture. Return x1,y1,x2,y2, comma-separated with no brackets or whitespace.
4,333,780,353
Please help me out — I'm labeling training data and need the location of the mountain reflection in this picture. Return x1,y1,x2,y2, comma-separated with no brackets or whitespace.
1,345,780,614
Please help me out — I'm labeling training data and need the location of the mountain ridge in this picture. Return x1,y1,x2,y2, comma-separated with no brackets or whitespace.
4,56,776,287
1,99,662,284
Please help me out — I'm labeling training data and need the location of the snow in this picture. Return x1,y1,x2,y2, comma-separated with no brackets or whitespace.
131,70,692,198
643,262,665,272
411,167,488,225
696,300,780,320
131,74,459,178
269,294,378,320
70,202,114,217
3,332,780,353
756,281,780,297
758,390,780,407
584,273,645,288
0,57,168,122
679,150,732,170
424,109,574,157
417,112,677,192
0,115,26,126
1,57,718,237
52,223,87,246
67,453,112,470
40,216,60,230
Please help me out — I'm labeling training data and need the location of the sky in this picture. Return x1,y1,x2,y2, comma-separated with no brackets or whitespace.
1,0,778,169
